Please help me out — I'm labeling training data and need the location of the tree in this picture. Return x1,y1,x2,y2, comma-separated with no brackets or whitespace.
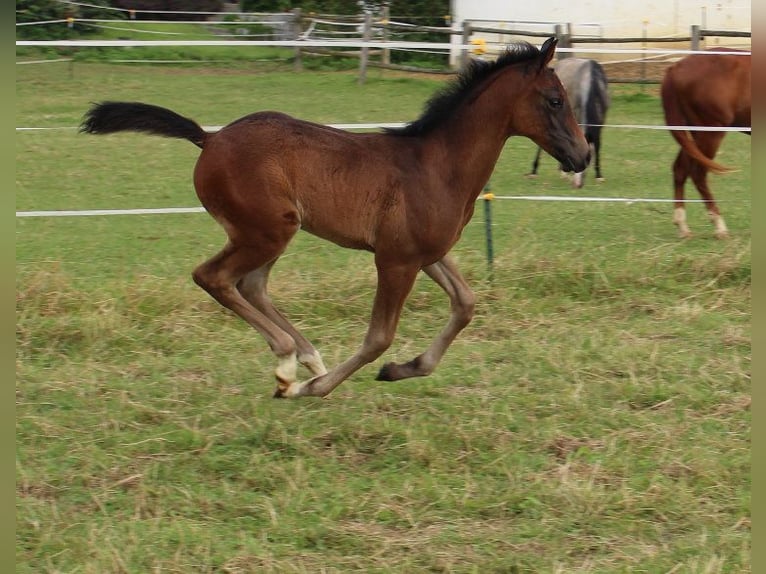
240,2,394,15
110,0,224,21
16,0,124,39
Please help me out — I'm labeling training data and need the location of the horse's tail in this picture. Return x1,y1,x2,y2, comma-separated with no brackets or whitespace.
80,101,207,149
583,60,609,144
660,72,730,173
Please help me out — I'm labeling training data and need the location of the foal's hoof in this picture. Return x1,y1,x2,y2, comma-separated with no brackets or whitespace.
273,376,328,398
272,380,303,399
376,357,424,382
376,362,398,381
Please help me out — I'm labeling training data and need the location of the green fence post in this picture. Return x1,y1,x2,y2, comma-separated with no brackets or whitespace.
482,183,494,279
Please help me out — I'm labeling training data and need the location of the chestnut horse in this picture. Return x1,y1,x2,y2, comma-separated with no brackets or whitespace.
81,38,589,399
661,48,751,238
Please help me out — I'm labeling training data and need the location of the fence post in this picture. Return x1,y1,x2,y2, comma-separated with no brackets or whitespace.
691,24,701,51
482,184,494,278
554,24,572,59
358,12,372,85
292,8,302,72
381,4,390,66
641,20,648,91
461,20,472,69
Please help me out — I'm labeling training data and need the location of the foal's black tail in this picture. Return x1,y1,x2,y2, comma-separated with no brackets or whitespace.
80,101,208,149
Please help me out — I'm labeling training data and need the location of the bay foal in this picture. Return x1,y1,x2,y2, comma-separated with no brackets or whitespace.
81,38,589,398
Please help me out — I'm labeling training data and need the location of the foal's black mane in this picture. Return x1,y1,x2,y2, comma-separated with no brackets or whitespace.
387,42,542,137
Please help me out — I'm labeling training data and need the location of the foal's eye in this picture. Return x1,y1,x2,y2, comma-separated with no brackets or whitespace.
549,97,564,109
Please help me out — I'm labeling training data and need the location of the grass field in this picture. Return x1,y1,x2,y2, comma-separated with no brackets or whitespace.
16,58,751,572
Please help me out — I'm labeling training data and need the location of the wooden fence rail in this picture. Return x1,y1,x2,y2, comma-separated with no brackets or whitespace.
18,9,749,84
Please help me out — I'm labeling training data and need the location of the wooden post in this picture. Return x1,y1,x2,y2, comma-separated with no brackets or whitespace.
358,12,372,85
554,24,571,59
461,20,472,69
382,4,390,66
641,20,647,92
691,24,701,51
292,8,302,72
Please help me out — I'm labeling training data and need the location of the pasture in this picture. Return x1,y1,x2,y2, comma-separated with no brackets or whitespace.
16,60,751,572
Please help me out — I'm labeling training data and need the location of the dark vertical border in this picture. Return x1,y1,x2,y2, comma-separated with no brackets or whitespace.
5,1,17,567
751,2,762,572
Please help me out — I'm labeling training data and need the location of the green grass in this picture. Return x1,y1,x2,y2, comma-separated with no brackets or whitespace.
16,62,750,572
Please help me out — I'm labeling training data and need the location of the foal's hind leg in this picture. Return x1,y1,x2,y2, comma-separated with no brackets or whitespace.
238,262,327,377
376,255,476,382
192,241,302,393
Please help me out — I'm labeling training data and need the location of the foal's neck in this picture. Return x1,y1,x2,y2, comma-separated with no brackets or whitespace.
428,70,522,197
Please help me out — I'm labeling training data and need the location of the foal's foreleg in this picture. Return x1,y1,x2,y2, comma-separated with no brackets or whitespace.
376,255,476,382
277,260,421,398
238,264,327,377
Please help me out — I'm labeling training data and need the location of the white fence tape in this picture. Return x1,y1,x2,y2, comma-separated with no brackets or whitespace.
17,207,206,218
15,123,751,133
16,58,73,65
15,39,751,56
16,196,736,218
15,123,408,132
491,196,719,203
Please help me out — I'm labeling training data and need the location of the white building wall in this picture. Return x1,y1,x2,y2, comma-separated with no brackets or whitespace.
449,0,750,63
451,0,750,36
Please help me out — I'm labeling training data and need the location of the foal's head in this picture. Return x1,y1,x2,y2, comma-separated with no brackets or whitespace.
505,38,591,173
386,38,590,173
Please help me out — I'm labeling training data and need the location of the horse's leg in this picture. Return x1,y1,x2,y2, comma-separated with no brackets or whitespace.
690,131,728,238
237,262,327,377
277,259,421,398
672,150,693,238
526,147,543,177
571,166,585,188
192,241,302,393
376,255,475,381
593,129,605,181
570,139,591,189
569,144,594,189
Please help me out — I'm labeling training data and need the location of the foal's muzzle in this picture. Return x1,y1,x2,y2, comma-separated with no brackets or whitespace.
556,139,591,173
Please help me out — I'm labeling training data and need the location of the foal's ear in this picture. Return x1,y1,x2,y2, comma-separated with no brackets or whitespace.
538,37,558,72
